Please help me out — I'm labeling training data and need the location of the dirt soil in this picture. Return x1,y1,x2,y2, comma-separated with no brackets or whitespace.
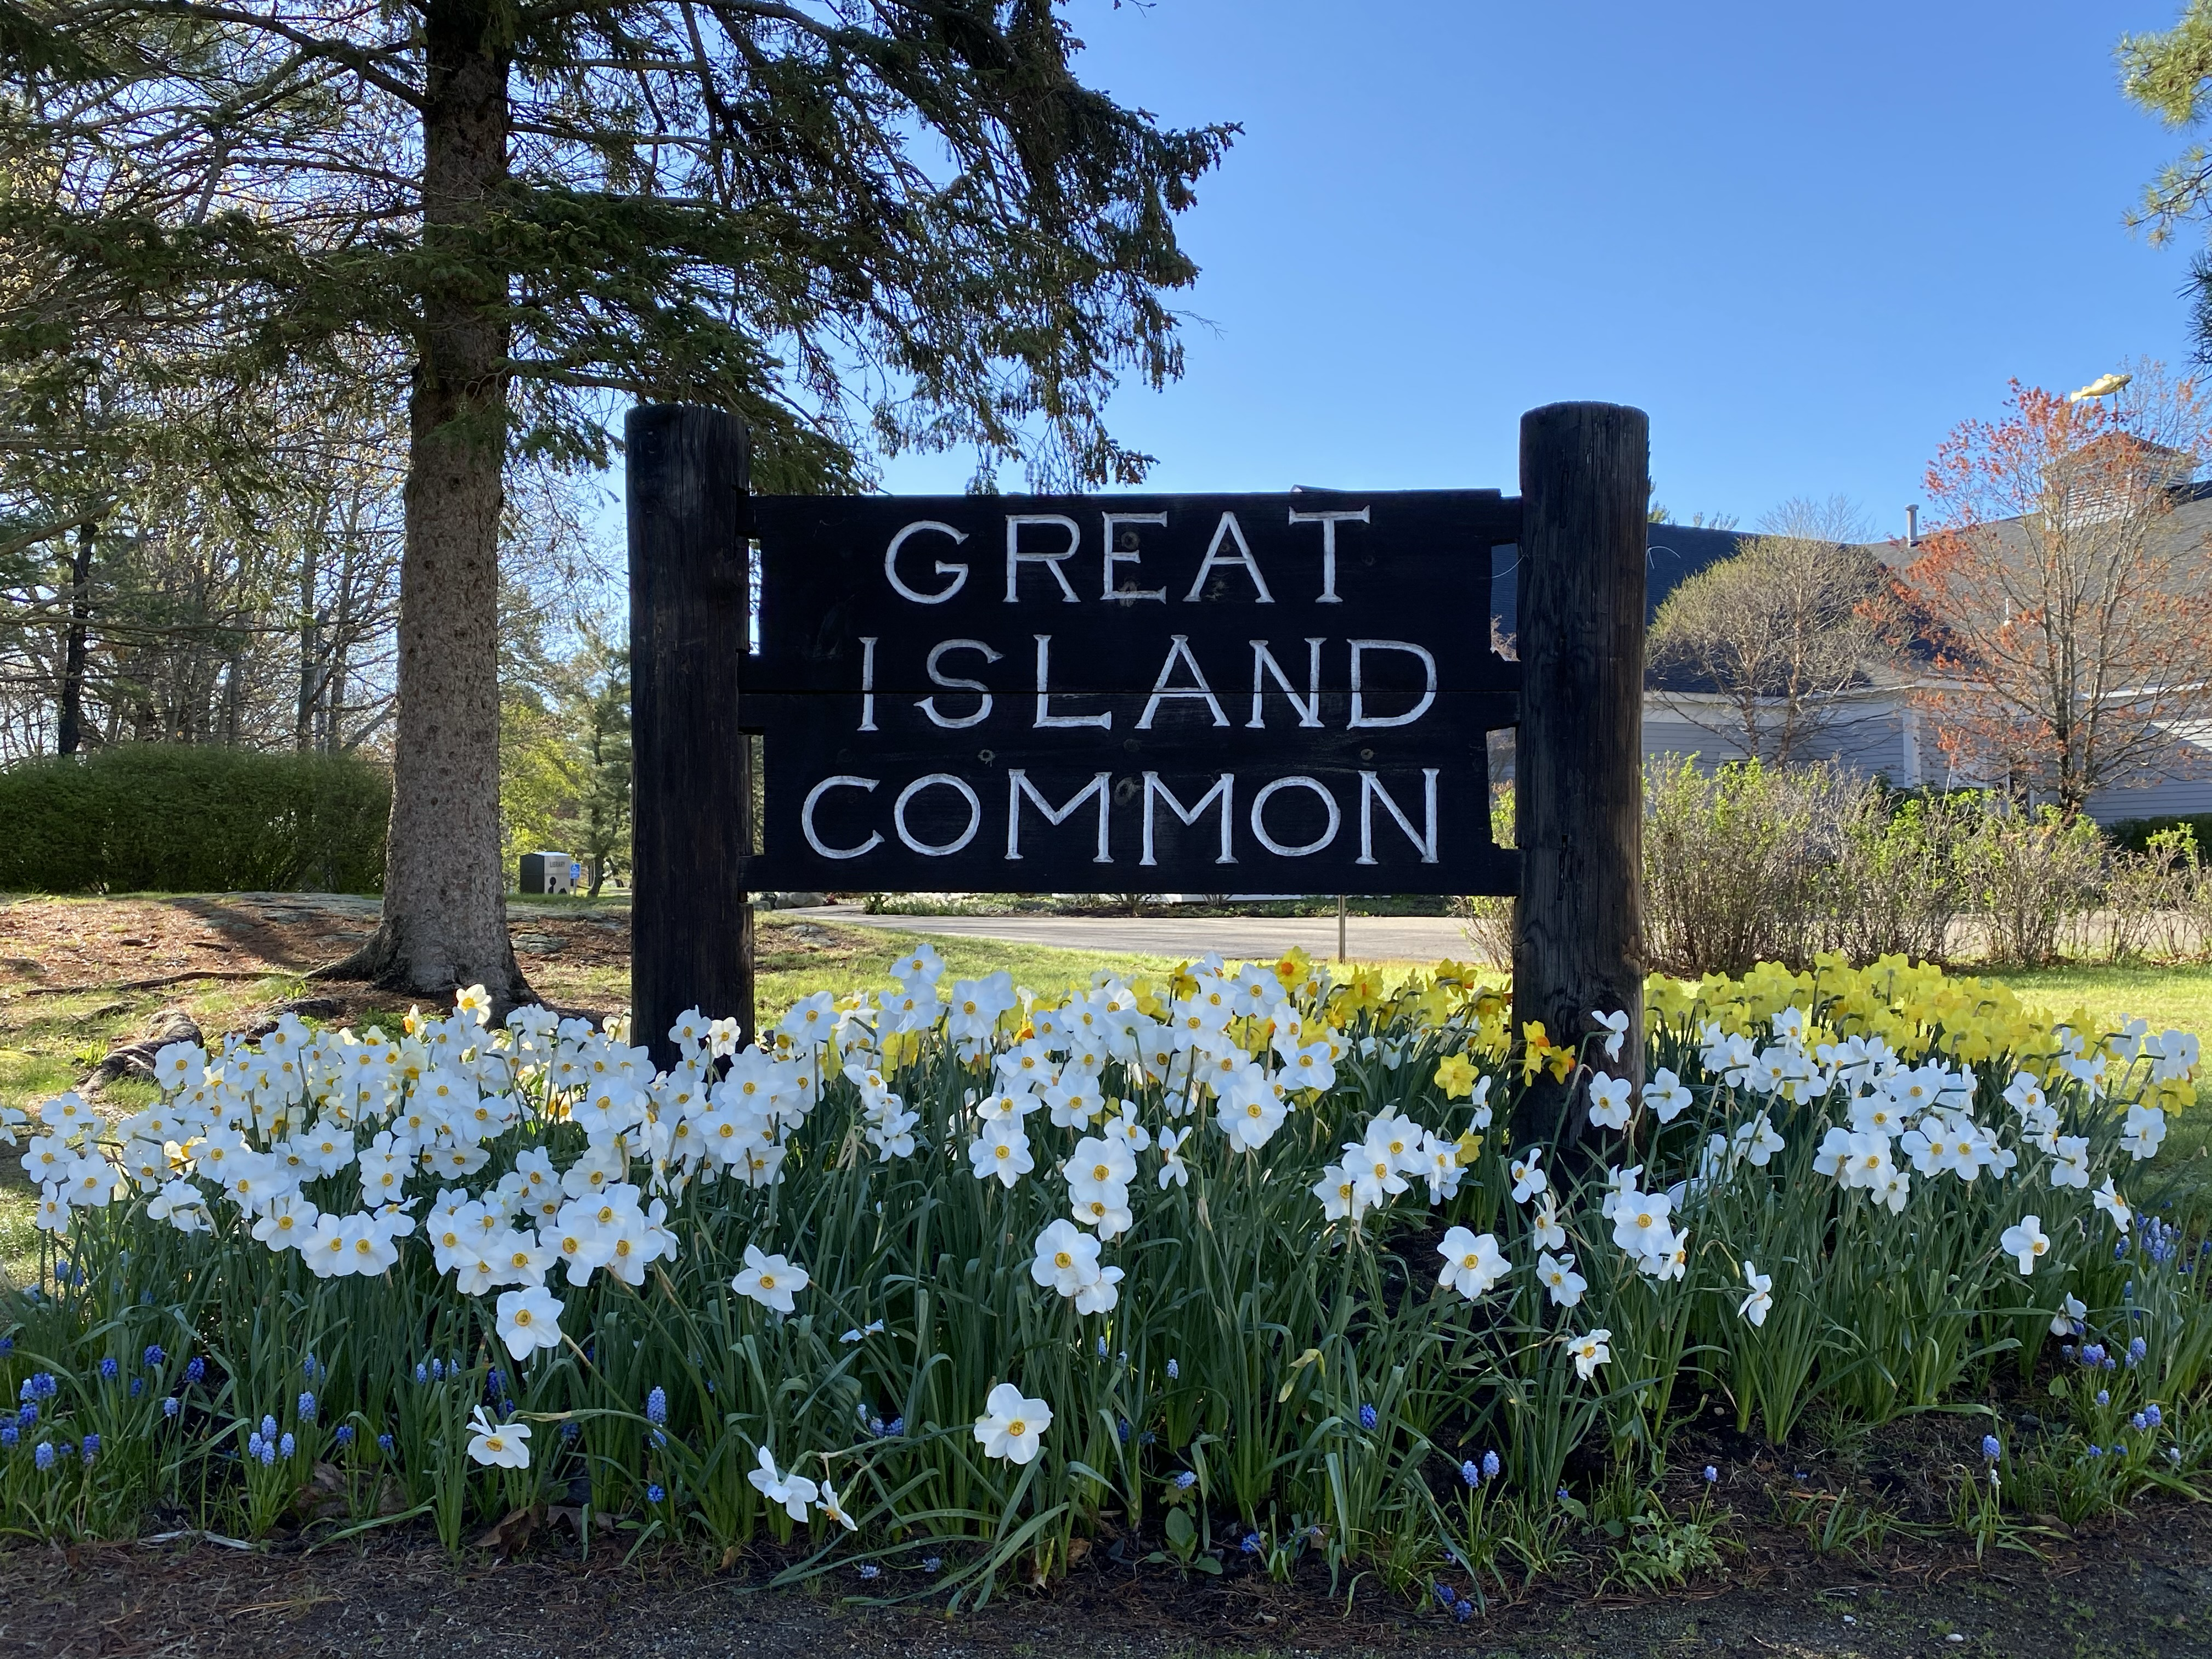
0,1497,2207,1659
0,894,635,1025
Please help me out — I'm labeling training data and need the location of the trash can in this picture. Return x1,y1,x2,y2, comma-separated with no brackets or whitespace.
520,851,577,895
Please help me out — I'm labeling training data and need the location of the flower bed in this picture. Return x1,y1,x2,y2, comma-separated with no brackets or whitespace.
3,949,2208,1600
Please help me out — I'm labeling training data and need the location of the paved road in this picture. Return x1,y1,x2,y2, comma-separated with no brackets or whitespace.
779,905,1488,964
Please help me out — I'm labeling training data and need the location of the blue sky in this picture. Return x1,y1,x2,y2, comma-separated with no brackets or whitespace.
864,1,2204,535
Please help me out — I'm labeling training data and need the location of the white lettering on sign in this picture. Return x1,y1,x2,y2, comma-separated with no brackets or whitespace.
884,521,970,604
1101,512,1168,602
857,636,878,732
790,769,1448,870
1247,639,1324,729
1287,505,1369,603
1249,775,1340,857
889,636,1446,732
1033,635,1110,730
1183,512,1273,603
1141,772,1235,866
876,506,1387,607
920,639,1000,730
802,775,883,859
1006,515,1083,603
1347,639,1438,729
893,774,981,856
1007,770,1113,863
1358,769,1440,864
1135,635,1228,730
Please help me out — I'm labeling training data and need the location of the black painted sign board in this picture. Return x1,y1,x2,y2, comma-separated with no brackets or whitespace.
744,490,1523,896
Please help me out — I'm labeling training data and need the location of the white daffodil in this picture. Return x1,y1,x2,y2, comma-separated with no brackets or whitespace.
1733,1113,1785,1166
1537,1250,1587,1307
2050,1291,2087,1337
1435,1226,1508,1300
1418,1130,1465,1204
1031,1219,1103,1298
466,1405,531,1468
747,1446,818,1520
2120,1103,2167,1160
1610,1190,1675,1261
1509,1150,1548,1204
1530,1195,1567,1252
2048,1136,2092,1190
2091,1178,2133,1233
1738,1261,1773,1327
1642,1068,1692,1123
973,1381,1052,1465
1103,1098,1152,1153
1155,1126,1191,1189
817,1479,858,1531
1217,1079,1290,1152
1066,1136,1136,1205
1073,1265,1125,1315
2000,1215,2051,1276
1566,1328,1612,1382
1589,1008,1630,1062
252,1194,319,1252
1313,1162,1362,1223
490,1232,559,1289
494,1284,566,1360
968,1120,1035,1187
731,1243,810,1312
1585,1073,1633,1131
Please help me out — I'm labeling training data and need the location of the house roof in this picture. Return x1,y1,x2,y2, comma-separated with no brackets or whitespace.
1615,478,2212,699
1489,521,1751,641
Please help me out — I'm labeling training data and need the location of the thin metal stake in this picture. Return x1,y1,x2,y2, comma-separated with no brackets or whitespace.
1337,894,1347,964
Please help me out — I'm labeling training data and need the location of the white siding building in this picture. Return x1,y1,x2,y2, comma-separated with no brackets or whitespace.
1492,520,2212,826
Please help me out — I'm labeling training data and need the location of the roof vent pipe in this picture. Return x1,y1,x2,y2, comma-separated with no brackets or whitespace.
1905,504,1920,547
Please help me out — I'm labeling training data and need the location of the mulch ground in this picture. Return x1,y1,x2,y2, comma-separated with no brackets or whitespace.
0,1497,2206,1659
0,894,634,1025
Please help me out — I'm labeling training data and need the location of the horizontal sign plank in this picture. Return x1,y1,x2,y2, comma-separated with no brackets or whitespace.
749,489,1520,695
748,701,1516,896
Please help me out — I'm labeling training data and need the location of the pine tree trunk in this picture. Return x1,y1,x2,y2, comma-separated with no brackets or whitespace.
319,0,528,1006
56,521,93,755
296,507,321,752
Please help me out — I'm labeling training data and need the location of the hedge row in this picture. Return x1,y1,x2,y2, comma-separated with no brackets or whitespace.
0,745,388,894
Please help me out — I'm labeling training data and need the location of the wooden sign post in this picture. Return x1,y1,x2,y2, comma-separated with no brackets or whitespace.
1510,403,1650,1147
627,400,1648,1144
627,404,756,1067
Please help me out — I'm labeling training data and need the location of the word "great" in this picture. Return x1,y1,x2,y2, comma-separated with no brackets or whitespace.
881,507,1373,606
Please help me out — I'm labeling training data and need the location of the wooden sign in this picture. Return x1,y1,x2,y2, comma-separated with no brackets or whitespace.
627,400,1651,1132
743,490,1522,896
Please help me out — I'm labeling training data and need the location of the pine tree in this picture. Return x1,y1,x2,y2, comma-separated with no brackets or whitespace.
3,0,1231,1004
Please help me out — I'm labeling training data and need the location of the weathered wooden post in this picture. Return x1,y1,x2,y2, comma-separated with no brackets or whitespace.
628,403,754,1067
1511,402,1649,1147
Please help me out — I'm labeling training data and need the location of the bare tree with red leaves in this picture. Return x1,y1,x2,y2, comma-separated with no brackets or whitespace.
1896,365,2212,816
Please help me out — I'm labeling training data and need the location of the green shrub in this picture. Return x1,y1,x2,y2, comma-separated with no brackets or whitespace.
2104,812,2212,856
1640,763,2171,973
1643,757,1854,975
1959,803,2106,967
0,744,388,894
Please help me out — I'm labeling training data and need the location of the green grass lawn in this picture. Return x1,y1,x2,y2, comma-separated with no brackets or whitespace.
1983,964,2212,1038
